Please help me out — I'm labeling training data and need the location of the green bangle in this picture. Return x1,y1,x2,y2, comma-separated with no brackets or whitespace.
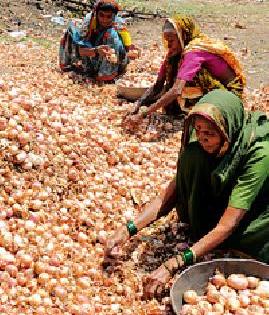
182,249,195,266
126,220,138,236
140,108,148,118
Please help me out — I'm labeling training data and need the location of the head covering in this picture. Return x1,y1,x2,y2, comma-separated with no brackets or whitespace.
163,14,200,51
94,0,120,14
162,14,246,88
162,20,177,33
86,0,120,38
182,89,269,195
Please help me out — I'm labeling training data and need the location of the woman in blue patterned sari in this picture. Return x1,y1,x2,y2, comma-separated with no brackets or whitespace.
59,0,131,82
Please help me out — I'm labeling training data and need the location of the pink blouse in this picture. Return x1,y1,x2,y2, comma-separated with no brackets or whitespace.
158,50,234,82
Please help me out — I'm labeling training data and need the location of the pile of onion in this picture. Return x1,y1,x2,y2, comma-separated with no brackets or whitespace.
181,270,269,315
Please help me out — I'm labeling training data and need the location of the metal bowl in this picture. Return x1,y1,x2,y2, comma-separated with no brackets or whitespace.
116,82,148,101
170,258,269,315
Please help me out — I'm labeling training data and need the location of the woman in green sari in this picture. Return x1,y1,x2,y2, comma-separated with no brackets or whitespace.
104,89,269,297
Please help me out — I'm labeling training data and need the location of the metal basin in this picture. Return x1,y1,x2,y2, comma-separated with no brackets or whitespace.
170,258,269,315
116,82,148,101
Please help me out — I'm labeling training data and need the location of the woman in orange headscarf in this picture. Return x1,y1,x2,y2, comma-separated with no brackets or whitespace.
125,14,245,122
59,0,132,82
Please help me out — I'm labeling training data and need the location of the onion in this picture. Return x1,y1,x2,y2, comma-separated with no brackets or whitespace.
220,285,237,299
247,276,260,289
235,309,248,315
207,285,220,303
256,281,269,298
212,303,224,313
198,300,212,312
183,290,199,304
54,285,67,299
226,297,241,311
238,293,250,307
247,304,265,314
227,274,248,290
29,293,42,306
211,271,226,288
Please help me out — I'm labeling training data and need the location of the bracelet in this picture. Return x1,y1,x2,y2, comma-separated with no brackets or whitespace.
162,262,173,275
94,47,99,57
140,108,148,118
181,248,196,266
175,254,184,268
191,248,196,263
126,220,138,236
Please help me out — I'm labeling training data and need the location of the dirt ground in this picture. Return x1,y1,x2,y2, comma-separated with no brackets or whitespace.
0,0,268,89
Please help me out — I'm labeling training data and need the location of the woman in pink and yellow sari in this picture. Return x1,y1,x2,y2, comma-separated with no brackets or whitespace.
126,14,246,123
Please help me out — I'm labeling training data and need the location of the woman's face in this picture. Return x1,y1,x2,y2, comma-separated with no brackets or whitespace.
97,10,114,28
194,117,223,155
163,32,182,56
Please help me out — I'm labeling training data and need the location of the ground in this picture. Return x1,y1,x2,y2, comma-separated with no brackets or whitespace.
0,0,268,314
0,0,268,89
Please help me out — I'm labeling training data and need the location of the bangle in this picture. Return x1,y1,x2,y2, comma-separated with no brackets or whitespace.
181,248,195,266
191,248,196,263
163,262,173,275
175,254,184,267
94,47,99,57
126,220,138,236
140,108,148,118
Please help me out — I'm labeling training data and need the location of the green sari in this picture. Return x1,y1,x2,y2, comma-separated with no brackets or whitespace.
176,89,269,262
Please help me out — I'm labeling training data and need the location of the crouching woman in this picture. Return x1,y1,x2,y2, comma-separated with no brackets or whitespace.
105,89,269,297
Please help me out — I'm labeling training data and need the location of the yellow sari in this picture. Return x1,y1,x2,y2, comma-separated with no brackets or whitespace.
163,14,246,98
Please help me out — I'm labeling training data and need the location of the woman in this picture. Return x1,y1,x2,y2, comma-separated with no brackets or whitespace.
59,0,131,82
105,90,269,298
126,15,246,123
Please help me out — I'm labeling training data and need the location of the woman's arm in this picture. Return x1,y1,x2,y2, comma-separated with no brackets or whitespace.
103,179,177,255
142,79,186,116
191,206,245,257
143,206,246,298
126,79,186,124
134,178,177,230
141,80,164,105
131,79,165,112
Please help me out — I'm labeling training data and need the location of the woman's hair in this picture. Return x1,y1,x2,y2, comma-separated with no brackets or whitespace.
95,0,119,14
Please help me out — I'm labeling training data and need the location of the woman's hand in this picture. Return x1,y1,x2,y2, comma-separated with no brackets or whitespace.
143,257,179,299
129,101,141,116
79,47,96,57
122,102,141,124
124,113,143,126
143,258,177,298
97,45,115,58
102,225,129,266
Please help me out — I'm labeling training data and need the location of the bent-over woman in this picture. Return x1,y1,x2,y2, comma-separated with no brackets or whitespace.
126,15,245,123
106,89,269,297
